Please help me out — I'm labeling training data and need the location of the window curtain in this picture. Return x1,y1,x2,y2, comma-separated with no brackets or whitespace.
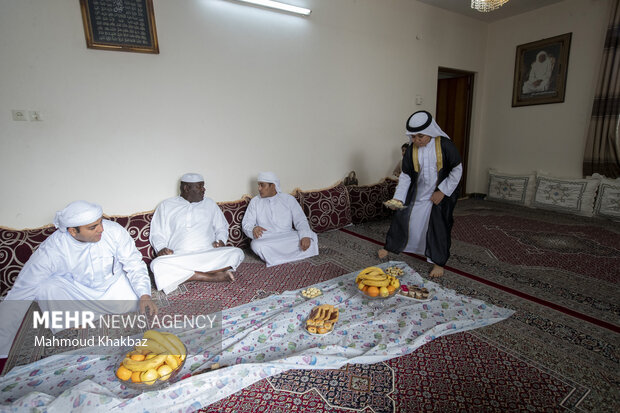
583,0,620,178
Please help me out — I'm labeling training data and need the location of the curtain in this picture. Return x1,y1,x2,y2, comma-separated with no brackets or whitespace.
583,0,620,178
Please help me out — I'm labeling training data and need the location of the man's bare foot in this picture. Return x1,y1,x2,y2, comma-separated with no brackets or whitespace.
189,270,235,282
429,264,444,278
377,248,388,259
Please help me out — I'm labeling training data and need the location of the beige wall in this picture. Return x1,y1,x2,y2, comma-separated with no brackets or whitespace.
471,0,611,193
0,0,611,228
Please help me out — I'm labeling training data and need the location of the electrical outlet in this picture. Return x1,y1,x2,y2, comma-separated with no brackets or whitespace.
12,110,27,121
30,111,42,121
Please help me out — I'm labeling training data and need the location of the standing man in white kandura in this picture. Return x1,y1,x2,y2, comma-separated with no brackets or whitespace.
149,173,244,294
242,171,318,267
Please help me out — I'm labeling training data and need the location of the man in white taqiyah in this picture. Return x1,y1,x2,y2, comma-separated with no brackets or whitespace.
149,173,244,294
242,172,318,267
0,200,157,358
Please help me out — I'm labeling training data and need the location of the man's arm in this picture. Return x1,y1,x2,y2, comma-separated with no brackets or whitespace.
149,203,170,255
212,201,230,246
241,197,259,239
113,223,157,314
289,196,314,240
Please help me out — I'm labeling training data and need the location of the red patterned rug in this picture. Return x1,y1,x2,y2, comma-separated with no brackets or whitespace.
452,214,620,284
203,331,585,412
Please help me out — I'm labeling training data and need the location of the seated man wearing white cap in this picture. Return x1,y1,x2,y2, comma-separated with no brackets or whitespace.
149,173,245,294
242,172,318,267
0,200,157,358
379,110,462,278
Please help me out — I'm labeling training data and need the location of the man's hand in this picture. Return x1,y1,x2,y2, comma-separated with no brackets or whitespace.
430,190,445,205
157,248,174,257
139,295,158,316
212,240,225,248
253,226,267,239
300,237,311,251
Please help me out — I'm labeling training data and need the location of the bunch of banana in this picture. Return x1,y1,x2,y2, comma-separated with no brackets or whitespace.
117,330,186,385
356,266,390,287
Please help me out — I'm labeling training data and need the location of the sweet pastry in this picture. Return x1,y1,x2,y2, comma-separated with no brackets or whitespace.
306,304,339,334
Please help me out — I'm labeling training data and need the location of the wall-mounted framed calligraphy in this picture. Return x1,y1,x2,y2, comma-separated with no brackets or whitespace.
79,0,159,54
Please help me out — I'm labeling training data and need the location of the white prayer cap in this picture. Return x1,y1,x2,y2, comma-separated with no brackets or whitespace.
257,171,281,193
180,173,204,183
405,110,450,139
53,201,103,232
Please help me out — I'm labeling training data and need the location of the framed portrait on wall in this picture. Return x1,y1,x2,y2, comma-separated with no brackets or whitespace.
512,33,572,107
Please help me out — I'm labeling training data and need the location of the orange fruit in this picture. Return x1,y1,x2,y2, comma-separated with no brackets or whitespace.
116,365,132,381
387,285,396,294
131,371,142,383
130,354,146,361
362,285,369,293
367,286,379,297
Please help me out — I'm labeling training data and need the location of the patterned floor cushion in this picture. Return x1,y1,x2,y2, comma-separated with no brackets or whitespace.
0,226,56,299
217,196,252,248
298,182,352,233
347,178,396,224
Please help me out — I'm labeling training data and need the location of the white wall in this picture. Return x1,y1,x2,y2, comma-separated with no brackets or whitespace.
1,0,490,228
472,0,611,192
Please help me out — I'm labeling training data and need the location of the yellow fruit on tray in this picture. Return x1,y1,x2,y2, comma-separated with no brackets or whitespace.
130,353,146,361
141,368,159,385
379,286,389,297
116,365,132,381
131,371,142,383
387,285,396,294
358,282,366,290
157,364,173,381
145,353,157,360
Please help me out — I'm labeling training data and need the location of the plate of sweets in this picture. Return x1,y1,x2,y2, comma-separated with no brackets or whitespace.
355,266,400,299
301,287,322,299
399,285,434,302
383,199,406,210
305,304,339,335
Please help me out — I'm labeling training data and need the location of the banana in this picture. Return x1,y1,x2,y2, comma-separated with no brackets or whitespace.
122,354,167,372
362,278,391,287
359,266,383,275
143,330,180,357
135,338,168,355
161,332,187,361
358,273,388,281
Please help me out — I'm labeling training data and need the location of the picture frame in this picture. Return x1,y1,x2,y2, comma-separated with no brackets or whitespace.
79,0,159,54
512,33,571,107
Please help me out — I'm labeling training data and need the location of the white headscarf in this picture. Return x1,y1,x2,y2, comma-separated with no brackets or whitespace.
257,171,281,193
53,201,103,232
405,110,450,140
180,173,204,183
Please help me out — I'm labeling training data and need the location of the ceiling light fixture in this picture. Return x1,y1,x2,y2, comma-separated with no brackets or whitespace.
232,0,311,16
471,0,509,13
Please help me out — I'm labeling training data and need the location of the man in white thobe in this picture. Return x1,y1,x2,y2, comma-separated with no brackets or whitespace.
149,173,244,294
0,201,157,359
379,111,462,277
242,172,318,267
522,51,555,94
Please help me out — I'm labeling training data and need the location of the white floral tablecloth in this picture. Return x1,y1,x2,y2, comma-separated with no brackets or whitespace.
0,261,514,412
